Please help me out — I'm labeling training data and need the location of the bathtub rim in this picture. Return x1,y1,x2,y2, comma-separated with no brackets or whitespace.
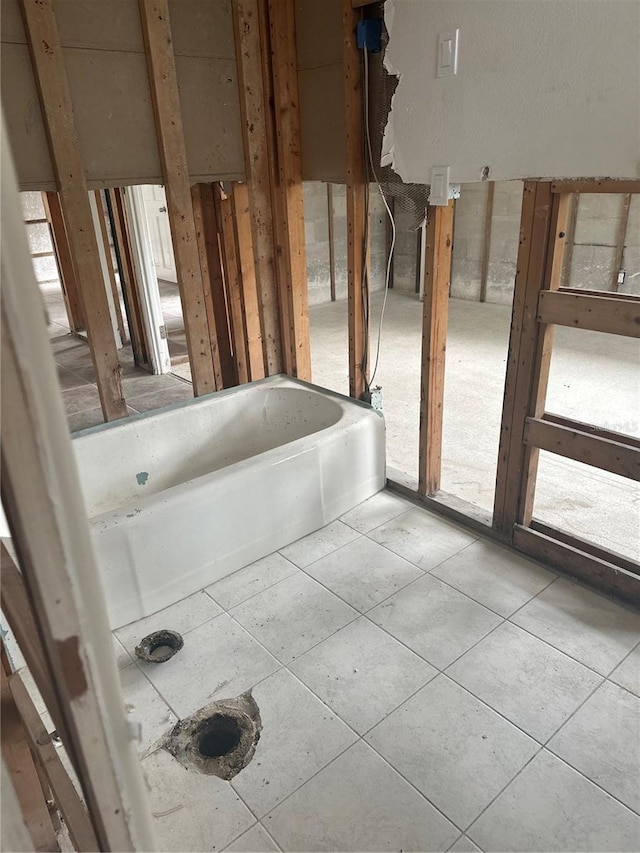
71,374,382,439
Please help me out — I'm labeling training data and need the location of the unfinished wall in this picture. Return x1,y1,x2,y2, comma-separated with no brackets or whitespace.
1,0,245,190
372,184,640,306
303,182,387,305
295,0,345,183
382,0,640,184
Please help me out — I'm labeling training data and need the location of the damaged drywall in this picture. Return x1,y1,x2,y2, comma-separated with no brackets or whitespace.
382,0,640,184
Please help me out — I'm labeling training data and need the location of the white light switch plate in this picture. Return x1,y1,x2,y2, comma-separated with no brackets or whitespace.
429,166,451,206
437,29,459,78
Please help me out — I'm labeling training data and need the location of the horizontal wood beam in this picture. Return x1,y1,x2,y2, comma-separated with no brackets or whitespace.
557,286,640,302
524,416,640,480
542,413,640,450
530,520,640,578
551,180,640,194
513,525,640,605
537,290,640,337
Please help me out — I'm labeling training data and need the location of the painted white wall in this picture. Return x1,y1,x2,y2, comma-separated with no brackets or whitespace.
382,0,640,184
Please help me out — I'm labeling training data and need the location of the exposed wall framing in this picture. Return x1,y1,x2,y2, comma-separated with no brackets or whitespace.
418,202,455,496
139,0,217,396
492,179,640,600
343,0,368,399
20,0,127,422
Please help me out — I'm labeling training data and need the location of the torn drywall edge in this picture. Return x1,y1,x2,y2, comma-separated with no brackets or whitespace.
380,0,401,175
375,0,640,184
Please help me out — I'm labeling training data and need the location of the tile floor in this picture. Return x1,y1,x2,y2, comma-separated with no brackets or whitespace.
114,490,640,852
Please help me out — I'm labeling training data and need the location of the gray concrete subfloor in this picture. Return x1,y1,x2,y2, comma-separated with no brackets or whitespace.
309,291,640,562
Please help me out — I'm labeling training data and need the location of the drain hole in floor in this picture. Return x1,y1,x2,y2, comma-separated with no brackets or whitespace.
198,715,241,758
163,691,262,779
135,629,184,663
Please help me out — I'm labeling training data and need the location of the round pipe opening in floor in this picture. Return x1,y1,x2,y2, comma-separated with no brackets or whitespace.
135,629,184,663
197,715,242,759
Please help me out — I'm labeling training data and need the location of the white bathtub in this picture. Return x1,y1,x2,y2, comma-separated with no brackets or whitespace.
73,376,385,629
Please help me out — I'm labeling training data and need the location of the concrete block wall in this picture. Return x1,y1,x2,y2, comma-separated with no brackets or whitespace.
569,193,640,294
388,182,639,306
303,181,388,306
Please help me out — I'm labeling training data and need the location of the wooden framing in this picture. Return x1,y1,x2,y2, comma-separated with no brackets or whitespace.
1,662,57,853
42,192,85,332
8,672,98,852
514,526,639,602
93,191,127,344
493,182,556,534
139,0,216,396
343,0,368,399
479,182,495,303
20,0,127,421
524,417,640,480
1,123,155,849
327,184,337,301
537,290,640,337
268,0,312,381
560,193,579,287
551,180,640,194
612,194,632,292
489,179,639,601
418,201,455,496
232,0,282,375
232,182,266,381
191,183,236,389
106,188,150,367
215,184,248,385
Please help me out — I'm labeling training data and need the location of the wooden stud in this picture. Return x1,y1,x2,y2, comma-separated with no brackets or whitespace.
1,546,64,737
344,0,367,399
612,194,632,292
414,226,423,294
42,193,85,332
542,412,640,448
493,182,555,535
418,201,455,496
94,191,127,344
215,184,247,385
268,0,312,381
232,182,266,381
191,183,229,390
551,180,640,194
108,189,150,367
513,526,639,605
530,519,640,577
560,193,579,287
9,672,99,853
327,184,337,302
558,286,640,301
231,0,282,375
516,191,570,528
524,417,640,481
1,664,57,853
479,182,495,302
386,195,395,290
537,291,640,338
19,0,127,421
139,0,216,396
